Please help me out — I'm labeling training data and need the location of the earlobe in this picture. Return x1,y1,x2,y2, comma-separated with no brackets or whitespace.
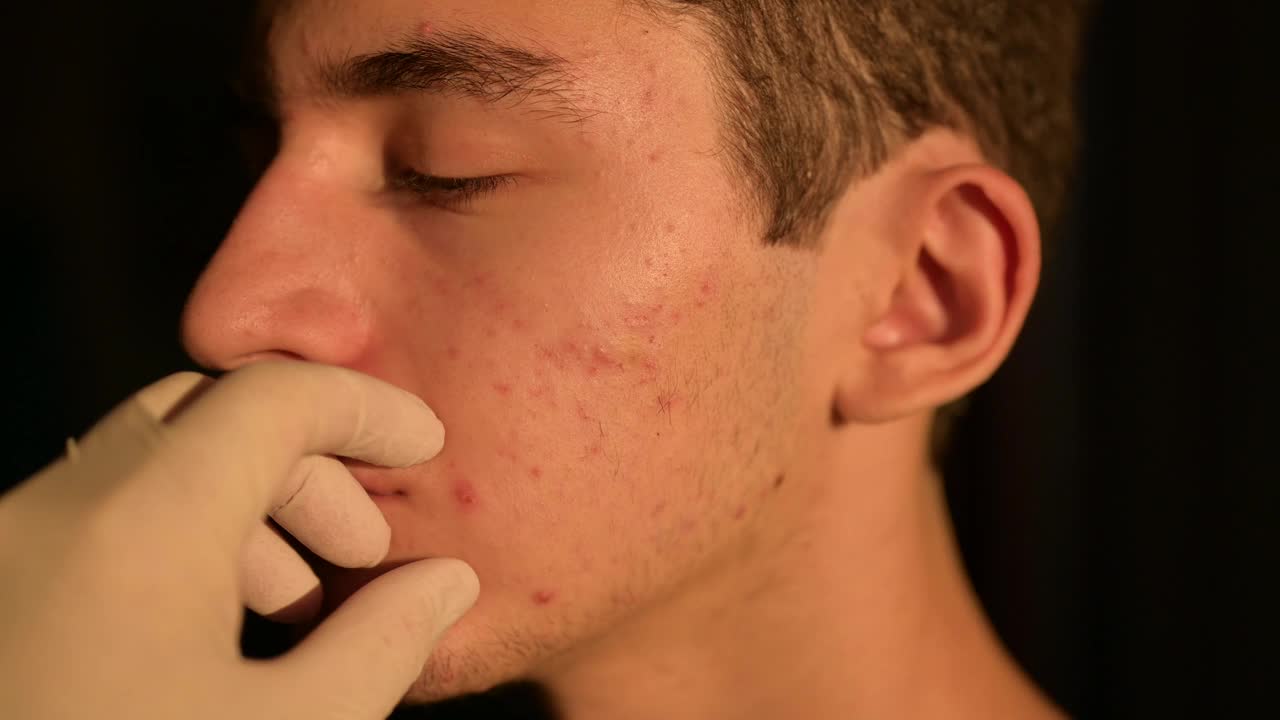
835,163,1041,425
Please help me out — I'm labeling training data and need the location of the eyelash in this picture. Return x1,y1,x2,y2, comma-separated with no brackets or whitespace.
391,170,514,211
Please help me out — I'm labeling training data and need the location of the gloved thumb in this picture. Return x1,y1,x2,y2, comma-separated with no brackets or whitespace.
266,558,479,719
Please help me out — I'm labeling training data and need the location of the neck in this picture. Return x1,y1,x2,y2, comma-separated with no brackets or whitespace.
537,414,1061,720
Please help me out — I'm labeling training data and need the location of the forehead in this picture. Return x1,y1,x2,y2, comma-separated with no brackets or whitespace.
265,0,703,109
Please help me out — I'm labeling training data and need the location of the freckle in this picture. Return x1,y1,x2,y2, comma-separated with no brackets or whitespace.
533,590,557,606
493,381,513,398
453,478,478,508
530,466,543,479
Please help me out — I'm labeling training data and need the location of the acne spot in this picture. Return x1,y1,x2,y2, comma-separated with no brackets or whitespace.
733,504,747,521
651,500,667,518
453,477,478,508
663,223,677,234
648,150,662,163
532,590,557,606
446,346,460,361
420,21,434,35
773,473,786,490
493,381,514,398
530,466,544,479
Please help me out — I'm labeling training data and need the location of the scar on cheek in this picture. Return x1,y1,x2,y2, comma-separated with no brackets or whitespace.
532,589,557,606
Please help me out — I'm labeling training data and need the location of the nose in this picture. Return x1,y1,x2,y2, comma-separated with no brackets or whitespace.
182,155,379,372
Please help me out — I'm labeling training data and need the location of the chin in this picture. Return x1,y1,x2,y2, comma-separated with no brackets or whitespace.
314,569,542,704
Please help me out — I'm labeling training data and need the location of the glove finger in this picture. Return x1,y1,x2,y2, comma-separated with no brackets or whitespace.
270,455,390,570
145,362,444,552
131,371,214,423
241,521,322,624
266,558,478,720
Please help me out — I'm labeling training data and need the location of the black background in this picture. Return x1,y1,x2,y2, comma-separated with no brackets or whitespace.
2,2,1275,717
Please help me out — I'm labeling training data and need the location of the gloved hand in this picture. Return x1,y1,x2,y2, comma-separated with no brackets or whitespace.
0,362,479,719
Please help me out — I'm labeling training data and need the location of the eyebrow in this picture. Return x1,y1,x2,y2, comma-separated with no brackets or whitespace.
300,31,589,122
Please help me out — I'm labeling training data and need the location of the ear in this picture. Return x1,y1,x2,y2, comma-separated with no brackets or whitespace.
834,162,1041,424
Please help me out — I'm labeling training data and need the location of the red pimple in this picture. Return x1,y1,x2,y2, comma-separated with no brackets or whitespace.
446,345,460,360
530,466,544,479
493,381,514,398
420,21,434,35
532,590,557,606
651,500,668,518
733,504,747,520
453,478,478,508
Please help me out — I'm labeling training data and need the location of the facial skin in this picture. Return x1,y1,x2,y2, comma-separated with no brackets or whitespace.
184,1,1053,717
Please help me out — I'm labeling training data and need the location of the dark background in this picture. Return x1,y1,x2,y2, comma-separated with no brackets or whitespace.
2,1,1275,717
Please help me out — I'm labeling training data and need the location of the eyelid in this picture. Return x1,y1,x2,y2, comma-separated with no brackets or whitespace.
390,170,515,211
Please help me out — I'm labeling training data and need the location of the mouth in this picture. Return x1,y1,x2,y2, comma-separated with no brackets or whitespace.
342,458,411,498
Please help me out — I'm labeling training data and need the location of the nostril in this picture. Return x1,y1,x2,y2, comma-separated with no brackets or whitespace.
227,350,308,370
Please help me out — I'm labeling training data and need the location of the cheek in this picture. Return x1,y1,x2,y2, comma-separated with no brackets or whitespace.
387,261,729,552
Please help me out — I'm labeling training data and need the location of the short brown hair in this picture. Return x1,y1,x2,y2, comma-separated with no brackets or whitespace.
641,0,1089,244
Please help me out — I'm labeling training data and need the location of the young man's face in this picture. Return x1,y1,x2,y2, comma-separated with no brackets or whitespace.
184,0,829,698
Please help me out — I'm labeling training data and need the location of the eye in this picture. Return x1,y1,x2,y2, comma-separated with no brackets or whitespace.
390,170,515,211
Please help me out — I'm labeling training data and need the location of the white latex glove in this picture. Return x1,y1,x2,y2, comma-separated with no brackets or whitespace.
0,362,479,720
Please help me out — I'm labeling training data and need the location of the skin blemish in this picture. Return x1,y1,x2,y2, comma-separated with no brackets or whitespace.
493,381,514,398
530,466,544,479
651,500,668,518
733,504,747,521
773,473,786,490
453,477,479,509
446,345,460,361
532,590,557,606
420,21,434,35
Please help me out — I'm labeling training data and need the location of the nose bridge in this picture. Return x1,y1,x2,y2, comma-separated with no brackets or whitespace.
182,158,378,370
